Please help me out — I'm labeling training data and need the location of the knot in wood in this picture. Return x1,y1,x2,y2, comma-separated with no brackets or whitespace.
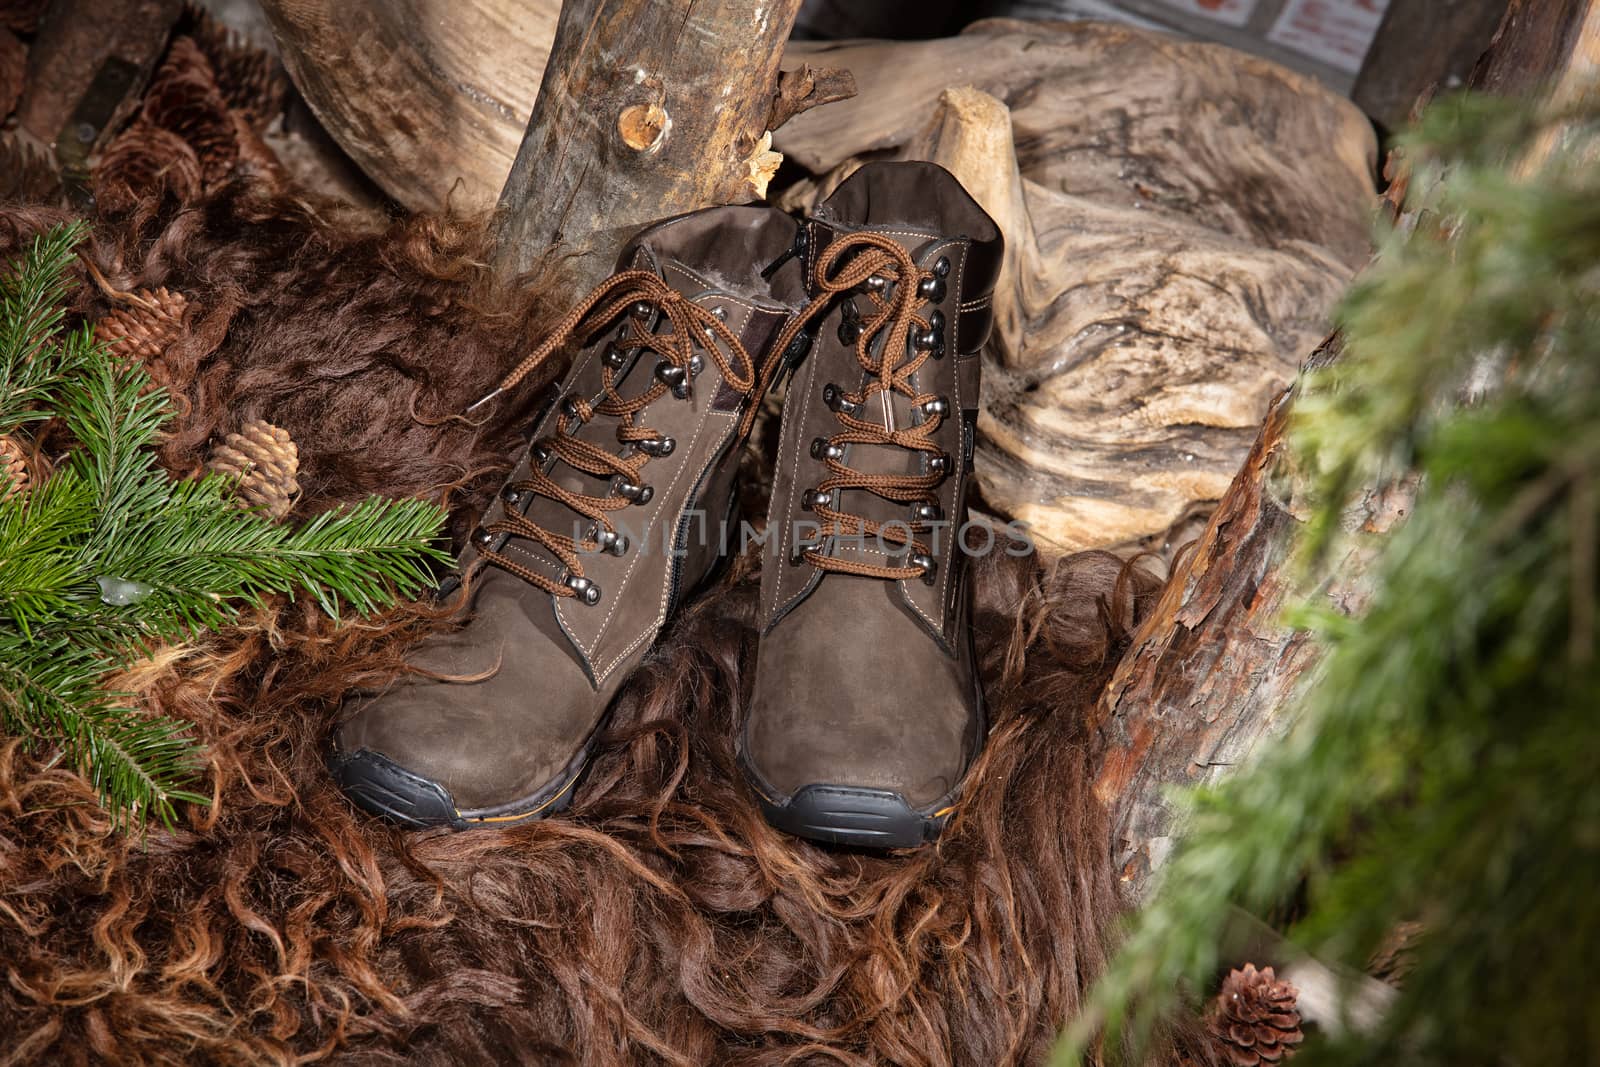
618,102,668,152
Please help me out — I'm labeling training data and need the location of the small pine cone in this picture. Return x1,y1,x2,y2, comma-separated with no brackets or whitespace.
1,433,29,500
0,0,48,34
93,120,203,214
186,9,289,129
97,287,190,368
143,37,238,184
209,420,300,522
1206,964,1303,1066
1,26,24,120
0,132,62,205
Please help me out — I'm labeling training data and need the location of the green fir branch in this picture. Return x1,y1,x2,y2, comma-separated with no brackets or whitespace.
0,223,89,435
0,224,452,830
1059,94,1600,1065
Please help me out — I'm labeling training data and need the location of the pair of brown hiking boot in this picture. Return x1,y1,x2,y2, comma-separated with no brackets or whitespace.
331,162,1003,849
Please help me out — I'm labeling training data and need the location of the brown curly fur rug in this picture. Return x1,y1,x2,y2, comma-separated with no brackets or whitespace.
0,18,1215,1064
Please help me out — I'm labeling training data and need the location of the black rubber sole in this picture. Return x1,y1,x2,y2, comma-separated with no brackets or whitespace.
744,576,986,851
753,782,951,849
331,736,590,831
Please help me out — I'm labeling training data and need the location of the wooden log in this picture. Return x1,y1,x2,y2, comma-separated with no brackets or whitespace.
1092,0,1600,900
489,0,804,292
258,0,855,218
258,0,560,214
1470,0,1600,96
1091,342,1416,893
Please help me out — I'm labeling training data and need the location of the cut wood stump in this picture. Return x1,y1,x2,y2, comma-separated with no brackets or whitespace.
490,0,809,293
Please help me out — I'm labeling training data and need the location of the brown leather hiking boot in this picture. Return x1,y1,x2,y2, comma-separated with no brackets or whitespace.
739,162,1004,849
332,205,811,830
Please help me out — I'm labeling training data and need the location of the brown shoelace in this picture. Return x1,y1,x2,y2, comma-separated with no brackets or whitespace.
467,269,781,601
799,232,950,582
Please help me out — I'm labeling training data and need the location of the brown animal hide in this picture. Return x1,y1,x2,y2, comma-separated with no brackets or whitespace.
0,113,1211,1065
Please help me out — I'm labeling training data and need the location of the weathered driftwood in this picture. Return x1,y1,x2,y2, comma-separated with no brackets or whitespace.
490,0,807,290
1093,0,1600,900
776,19,1377,555
258,0,558,213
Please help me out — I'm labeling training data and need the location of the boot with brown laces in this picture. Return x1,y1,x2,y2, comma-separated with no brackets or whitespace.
739,162,1004,849
332,205,811,829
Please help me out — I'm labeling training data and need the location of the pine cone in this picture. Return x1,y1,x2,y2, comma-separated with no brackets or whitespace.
93,120,203,214
0,0,48,35
186,7,289,130
0,133,63,205
143,37,238,185
97,287,190,368
1,432,29,500
1206,964,1303,1066
208,420,300,522
1,26,24,120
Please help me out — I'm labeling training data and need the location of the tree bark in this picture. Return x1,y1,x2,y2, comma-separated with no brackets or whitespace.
1094,0,1600,900
491,0,805,293
1092,339,1413,895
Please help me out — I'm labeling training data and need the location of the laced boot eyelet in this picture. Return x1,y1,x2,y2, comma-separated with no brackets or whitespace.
822,383,860,416
859,274,887,294
560,394,586,420
802,488,833,511
564,573,602,605
790,537,814,566
589,525,629,556
909,552,938,585
637,435,675,457
614,477,653,505
933,256,951,278
711,305,728,320
471,527,497,550
927,452,952,476
603,342,629,369
810,437,844,461
911,502,943,523
654,360,690,399
501,486,529,508
836,301,864,345
919,396,950,421
915,310,947,358
631,300,652,320
531,442,552,466
918,275,947,304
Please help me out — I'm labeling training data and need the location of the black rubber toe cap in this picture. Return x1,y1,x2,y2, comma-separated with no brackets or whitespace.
330,748,461,829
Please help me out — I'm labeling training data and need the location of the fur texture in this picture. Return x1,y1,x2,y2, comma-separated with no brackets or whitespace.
0,132,1203,1067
